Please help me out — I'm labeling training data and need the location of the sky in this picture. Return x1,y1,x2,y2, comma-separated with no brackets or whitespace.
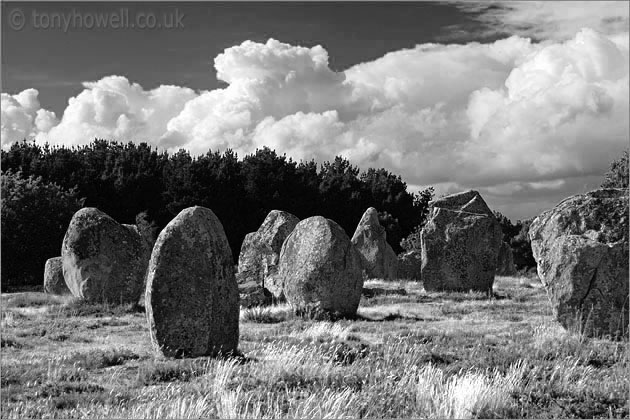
2,1,629,221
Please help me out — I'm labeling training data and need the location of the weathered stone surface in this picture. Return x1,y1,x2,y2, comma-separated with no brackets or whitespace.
43,257,70,295
238,280,273,308
122,223,155,306
496,242,517,276
420,190,502,293
61,208,146,303
529,188,629,338
122,224,154,266
398,250,422,280
145,206,239,358
237,210,299,288
276,216,364,318
264,266,285,301
351,208,398,280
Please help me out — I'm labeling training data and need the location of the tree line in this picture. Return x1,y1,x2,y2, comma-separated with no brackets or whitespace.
4,139,625,290
1,140,434,288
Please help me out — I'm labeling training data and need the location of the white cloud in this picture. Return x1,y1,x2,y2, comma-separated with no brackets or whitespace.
160,38,359,154
1,89,58,147
459,1,629,41
1,27,628,220
43,76,197,146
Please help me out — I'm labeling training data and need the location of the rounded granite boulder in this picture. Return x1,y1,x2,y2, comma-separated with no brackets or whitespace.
530,188,629,338
276,216,364,318
61,208,146,303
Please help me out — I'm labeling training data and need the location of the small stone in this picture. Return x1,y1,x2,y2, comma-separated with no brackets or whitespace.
43,257,70,295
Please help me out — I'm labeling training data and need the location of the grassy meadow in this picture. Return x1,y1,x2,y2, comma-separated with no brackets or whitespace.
1,276,628,419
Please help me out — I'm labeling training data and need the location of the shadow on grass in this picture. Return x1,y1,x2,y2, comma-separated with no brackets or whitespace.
355,312,435,322
60,300,145,318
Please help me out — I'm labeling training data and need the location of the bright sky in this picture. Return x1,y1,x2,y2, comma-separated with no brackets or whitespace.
2,1,629,221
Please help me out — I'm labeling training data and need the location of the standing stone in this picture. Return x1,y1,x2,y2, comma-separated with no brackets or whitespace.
420,190,502,293
43,257,70,295
351,208,398,280
145,206,239,358
61,208,146,303
398,250,422,281
237,210,299,289
123,222,156,306
529,188,629,338
122,224,152,265
496,242,517,276
276,216,364,318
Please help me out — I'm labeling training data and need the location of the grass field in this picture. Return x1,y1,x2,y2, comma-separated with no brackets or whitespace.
1,276,628,419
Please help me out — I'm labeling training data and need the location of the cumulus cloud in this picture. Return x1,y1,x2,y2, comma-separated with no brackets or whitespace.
2,27,628,219
42,76,197,146
1,89,58,147
160,39,359,153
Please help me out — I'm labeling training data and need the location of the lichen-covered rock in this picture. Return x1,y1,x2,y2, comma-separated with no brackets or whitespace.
264,267,286,301
276,216,364,318
43,257,70,295
237,210,299,288
122,224,154,266
122,223,155,306
61,208,146,303
351,208,398,280
420,190,502,293
529,188,629,338
398,250,422,280
145,206,239,358
238,280,273,308
496,242,517,276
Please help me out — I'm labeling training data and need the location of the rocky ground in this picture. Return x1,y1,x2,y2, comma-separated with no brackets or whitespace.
1,276,628,419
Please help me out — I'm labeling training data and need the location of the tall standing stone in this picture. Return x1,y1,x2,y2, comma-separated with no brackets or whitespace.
61,208,146,303
145,206,239,358
276,216,364,318
420,190,502,293
237,210,299,289
351,208,398,280
529,188,629,338
43,257,70,295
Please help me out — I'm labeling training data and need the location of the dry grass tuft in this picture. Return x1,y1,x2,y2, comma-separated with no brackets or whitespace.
2,276,628,419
